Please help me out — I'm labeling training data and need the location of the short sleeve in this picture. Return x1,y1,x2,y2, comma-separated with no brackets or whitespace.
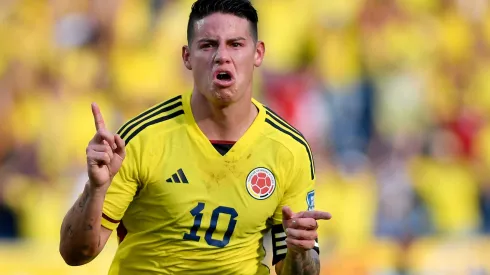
270,148,318,265
271,150,315,224
101,140,139,230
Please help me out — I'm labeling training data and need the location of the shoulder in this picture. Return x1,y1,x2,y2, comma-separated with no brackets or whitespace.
259,102,310,157
258,103,315,180
116,94,186,146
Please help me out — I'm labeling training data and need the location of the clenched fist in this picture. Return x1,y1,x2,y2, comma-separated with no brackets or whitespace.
86,103,126,189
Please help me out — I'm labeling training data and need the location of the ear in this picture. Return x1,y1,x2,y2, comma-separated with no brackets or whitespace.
182,45,192,70
254,41,265,67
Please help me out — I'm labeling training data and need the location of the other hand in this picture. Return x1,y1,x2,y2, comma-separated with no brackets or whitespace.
86,103,126,189
281,206,331,253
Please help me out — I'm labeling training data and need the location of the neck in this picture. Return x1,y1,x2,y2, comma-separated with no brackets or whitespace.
190,91,257,141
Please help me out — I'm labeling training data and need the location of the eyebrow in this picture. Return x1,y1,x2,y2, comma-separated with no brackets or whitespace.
196,37,247,43
228,37,246,42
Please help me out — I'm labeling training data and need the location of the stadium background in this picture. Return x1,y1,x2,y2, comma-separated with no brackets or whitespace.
1,0,490,274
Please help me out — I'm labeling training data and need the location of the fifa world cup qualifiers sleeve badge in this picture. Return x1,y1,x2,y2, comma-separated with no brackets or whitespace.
307,190,315,211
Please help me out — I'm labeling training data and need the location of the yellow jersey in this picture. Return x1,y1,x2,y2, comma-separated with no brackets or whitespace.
101,92,317,275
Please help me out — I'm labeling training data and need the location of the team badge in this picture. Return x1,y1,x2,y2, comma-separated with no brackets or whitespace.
246,167,276,200
307,190,315,211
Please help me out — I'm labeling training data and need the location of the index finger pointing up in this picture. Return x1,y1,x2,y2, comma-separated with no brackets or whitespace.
91,102,106,131
294,210,332,221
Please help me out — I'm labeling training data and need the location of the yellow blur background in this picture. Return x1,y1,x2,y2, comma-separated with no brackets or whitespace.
1,0,490,274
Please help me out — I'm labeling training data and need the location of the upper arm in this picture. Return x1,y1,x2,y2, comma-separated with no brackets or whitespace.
271,144,316,224
101,140,140,230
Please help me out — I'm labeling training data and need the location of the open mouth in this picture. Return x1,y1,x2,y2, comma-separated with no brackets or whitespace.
216,71,232,81
213,70,235,87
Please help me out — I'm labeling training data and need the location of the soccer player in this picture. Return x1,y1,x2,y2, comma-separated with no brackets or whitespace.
59,0,331,274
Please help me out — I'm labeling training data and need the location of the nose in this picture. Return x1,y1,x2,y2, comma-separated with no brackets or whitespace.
214,45,231,65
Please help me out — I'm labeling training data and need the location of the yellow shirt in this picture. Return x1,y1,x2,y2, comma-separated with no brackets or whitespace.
101,92,316,274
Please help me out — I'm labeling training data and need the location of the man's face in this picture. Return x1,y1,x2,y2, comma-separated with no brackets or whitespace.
183,13,265,105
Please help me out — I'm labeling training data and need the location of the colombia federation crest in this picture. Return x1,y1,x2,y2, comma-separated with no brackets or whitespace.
246,167,276,200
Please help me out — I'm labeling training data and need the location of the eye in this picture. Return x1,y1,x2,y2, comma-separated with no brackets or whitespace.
200,43,213,49
231,42,242,48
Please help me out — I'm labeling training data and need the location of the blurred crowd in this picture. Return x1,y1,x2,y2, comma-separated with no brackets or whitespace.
1,0,490,274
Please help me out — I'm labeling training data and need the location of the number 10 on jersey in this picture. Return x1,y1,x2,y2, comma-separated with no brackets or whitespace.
183,202,238,248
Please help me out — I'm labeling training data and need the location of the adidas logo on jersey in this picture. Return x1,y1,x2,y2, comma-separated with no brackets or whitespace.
166,169,189,184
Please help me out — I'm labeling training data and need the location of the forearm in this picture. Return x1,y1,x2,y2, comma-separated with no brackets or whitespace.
59,182,107,265
278,249,321,275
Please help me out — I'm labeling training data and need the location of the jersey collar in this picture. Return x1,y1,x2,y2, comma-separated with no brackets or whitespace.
182,91,266,158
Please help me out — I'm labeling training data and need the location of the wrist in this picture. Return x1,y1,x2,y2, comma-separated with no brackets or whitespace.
87,182,109,198
286,247,309,258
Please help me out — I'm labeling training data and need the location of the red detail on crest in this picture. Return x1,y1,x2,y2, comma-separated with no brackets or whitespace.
256,178,266,188
251,171,273,195
252,185,261,194
262,185,271,193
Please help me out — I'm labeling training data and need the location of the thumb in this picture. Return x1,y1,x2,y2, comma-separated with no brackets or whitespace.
114,134,126,158
282,206,295,222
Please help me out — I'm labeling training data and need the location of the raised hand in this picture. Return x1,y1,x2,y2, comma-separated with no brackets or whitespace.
282,206,331,253
86,103,126,189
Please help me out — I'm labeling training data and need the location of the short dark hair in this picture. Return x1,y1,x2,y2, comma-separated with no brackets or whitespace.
187,0,259,44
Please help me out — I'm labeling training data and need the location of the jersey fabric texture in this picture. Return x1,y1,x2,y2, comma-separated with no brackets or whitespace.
101,92,317,275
